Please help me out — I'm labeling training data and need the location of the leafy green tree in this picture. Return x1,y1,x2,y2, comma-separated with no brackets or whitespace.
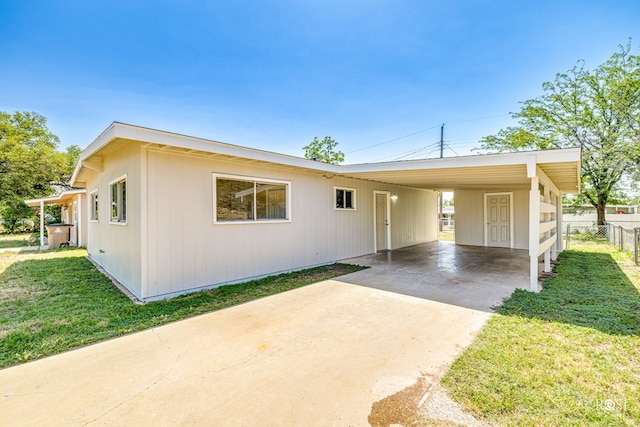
303,136,345,165
0,111,78,232
479,42,640,225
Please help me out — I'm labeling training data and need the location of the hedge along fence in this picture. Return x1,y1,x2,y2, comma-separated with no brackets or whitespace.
565,223,640,265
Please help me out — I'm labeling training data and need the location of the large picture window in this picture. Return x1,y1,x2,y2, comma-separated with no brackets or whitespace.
335,187,356,210
109,175,127,224
214,174,290,222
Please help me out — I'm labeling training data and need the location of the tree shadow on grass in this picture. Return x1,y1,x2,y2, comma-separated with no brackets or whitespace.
498,250,640,336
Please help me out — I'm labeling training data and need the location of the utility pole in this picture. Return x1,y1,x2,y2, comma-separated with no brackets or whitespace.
439,123,444,159
439,124,444,233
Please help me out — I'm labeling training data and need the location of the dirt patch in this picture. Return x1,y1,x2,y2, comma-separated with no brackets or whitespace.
368,377,492,427
414,383,492,427
368,375,430,427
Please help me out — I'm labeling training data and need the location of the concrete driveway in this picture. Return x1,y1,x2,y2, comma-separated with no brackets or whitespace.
0,243,526,426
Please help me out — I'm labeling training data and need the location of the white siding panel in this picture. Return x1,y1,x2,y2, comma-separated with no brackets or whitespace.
143,149,438,299
454,190,485,246
455,189,529,250
85,141,143,298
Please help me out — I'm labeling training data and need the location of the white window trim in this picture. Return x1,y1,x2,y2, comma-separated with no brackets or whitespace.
89,189,99,222
109,174,127,226
334,186,357,210
213,173,292,224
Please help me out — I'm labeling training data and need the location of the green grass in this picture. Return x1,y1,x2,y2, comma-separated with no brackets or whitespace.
439,231,455,242
0,248,364,368
442,242,640,426
0,232,39,249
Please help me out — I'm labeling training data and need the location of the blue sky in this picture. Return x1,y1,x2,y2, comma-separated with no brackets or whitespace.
1,1,639,163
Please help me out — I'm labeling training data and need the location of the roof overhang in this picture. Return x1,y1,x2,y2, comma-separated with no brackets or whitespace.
338,149,581,193
25,189,87,208
70,122,581,194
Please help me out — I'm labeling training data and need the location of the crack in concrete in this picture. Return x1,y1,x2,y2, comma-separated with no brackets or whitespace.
81,330,193,426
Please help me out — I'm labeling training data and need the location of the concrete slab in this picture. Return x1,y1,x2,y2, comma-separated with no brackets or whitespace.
341,241,530,312
0,242,527,426
0,282,493,426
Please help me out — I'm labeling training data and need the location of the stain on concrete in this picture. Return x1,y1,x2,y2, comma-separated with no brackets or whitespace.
368,375,430,427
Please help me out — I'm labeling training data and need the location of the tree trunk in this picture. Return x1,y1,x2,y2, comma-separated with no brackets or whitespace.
596,202,607,226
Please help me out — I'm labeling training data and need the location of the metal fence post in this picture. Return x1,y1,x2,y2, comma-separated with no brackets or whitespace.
566,224,570,250
619,226,624,251
635,227,639,266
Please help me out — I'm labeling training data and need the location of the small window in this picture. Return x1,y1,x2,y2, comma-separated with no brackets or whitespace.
90,190,99,221
214,174,290,223
109,176,127,224
335,187,356,210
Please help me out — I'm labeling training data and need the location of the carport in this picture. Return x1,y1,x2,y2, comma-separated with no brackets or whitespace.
341,241,529,311
340,148,581,291
24,189,87,249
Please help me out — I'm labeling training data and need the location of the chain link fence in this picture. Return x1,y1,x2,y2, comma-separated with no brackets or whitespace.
565,223,640,265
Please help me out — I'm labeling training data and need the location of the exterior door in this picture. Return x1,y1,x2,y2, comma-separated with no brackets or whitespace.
375,192,390,251
486,193,511,248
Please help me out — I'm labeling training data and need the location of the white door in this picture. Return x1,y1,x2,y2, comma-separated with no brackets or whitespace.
486,194,511,248
375,193,390,251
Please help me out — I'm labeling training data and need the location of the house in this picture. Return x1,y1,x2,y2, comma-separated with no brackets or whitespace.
25,189,87,248
563,204,640,227
35,122,581,302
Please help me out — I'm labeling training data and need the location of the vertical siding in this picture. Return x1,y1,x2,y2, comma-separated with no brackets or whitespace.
143,149,438,299
454,189,529,249
390,186,438,249
85,141,143,298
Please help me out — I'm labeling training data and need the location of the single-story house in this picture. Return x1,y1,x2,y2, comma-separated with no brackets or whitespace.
25,189,87,248
31,122,581,301
563,204,640,227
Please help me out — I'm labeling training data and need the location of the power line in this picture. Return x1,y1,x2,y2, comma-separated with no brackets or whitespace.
346,124,441,154
346,112,510,155
371,142,440,162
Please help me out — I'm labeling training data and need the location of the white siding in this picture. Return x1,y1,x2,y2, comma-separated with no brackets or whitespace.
85,141,143,298
143,148,437,299
454,189,529,249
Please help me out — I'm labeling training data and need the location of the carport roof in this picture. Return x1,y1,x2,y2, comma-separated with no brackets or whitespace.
71,122,581,193
338,149,581,193
24,189,86,207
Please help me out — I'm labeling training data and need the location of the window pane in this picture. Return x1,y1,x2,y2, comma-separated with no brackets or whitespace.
91,193,98,220
217,178,254,221
336,189,344,209
111,184,118,220
345,191,353,209
256,183,287,219
120,181,126,221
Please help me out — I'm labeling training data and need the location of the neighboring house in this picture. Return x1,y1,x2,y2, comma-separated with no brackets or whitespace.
563,204,640,227
32,122,581,301
25,189,87,247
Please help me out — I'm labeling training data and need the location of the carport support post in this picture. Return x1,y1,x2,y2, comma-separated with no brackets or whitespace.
529,176,540,292
39,200,45,250
543,186,551,273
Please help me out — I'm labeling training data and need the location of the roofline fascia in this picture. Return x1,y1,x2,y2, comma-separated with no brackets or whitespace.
340,148,581,173
69,123,582,187
24,189,87,207
71,122,340,187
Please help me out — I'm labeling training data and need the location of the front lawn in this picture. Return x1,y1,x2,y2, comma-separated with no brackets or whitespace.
0,248,364,368
441,242,640,426
0,233,39,249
